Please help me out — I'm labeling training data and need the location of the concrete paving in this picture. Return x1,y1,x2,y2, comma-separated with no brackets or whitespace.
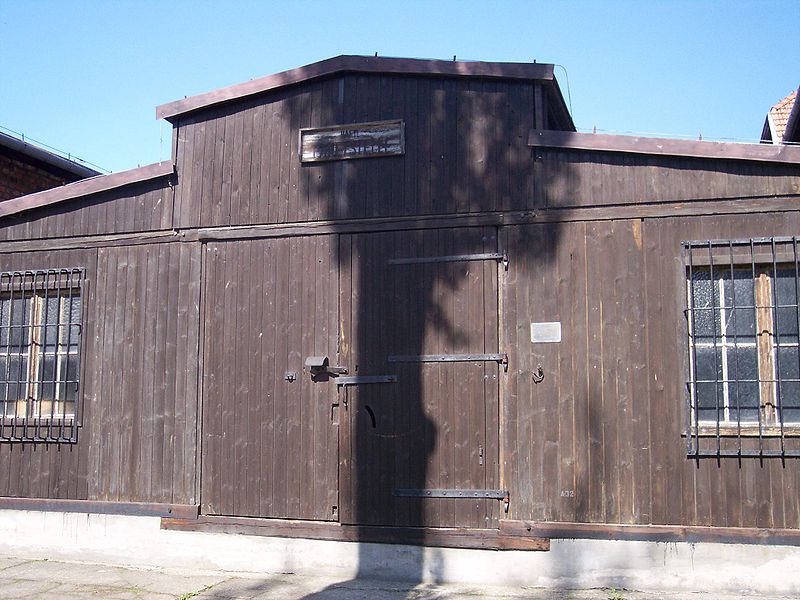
0,554,797,600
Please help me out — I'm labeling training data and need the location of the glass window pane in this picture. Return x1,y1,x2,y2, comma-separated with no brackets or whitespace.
5,355,27,401
0,298,8,347
692,308,716,340
731,270,756,307
44,296,60,350
695,347,723,382
695,382,724,422
64,354,79,383
64,382,78,404
691,270,712,303
8,355,25,381
778,346,800,380
39,354,56,401
39,381,56,401
9,297,31,347
67,296,81,350
776,307,799,342
779,382,800,424
775,269,798,307
63,399,76,418
690,271,715,338
731,346,759,382
726,307,756,339
68,296,81,324
730,382,760,422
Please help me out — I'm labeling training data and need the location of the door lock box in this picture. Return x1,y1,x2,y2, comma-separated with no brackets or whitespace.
304,356,348,380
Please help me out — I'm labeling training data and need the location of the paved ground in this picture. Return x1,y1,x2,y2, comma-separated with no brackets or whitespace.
0,554,795,599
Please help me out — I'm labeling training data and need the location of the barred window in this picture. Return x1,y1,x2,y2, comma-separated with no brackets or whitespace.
0,269,85,442
685,238,800,457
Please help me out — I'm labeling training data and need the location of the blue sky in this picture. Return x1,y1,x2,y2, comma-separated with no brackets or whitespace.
1,0,798,173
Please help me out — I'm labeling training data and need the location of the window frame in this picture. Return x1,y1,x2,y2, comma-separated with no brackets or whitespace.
0,268,86,443
683,237,800,458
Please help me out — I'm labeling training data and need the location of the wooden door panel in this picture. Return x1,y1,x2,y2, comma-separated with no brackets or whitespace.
201,237,338,520
340,227,501,528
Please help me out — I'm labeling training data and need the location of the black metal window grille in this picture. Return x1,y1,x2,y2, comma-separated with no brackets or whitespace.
0,268,85,443
684,238,800,458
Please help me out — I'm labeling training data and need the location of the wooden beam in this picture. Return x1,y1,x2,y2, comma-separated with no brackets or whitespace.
528,129,800,165
161,515,550,551
0,497,199,519
157,55,555,121
194,195,800,241
2,194,800,254
0,230,188,254
0,161,175,220
502,520,800,546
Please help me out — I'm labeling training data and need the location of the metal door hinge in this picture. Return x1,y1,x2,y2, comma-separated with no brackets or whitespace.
394,488,508,500
388,353,508,372
387,252,508,267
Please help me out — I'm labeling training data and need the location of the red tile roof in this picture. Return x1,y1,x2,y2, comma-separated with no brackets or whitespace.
770,90,798,141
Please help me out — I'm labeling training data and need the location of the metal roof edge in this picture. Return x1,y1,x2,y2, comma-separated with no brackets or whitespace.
0,131,101,179
156,55,556,121
528,130,800,165
0,161,174,221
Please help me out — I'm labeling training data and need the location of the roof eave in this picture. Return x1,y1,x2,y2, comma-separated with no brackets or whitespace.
0,131,101,179
0,161,174,221
528,130,800,165
156,55,556,122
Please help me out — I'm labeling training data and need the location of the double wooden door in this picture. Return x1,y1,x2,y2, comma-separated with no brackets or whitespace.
201,228,503,529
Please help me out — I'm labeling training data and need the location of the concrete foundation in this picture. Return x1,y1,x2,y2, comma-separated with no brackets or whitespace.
1,509,799,596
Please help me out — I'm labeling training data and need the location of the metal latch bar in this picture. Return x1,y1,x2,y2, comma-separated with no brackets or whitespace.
388,353,508,371
336,375,398,386
388,252,507,266
393,488,508,500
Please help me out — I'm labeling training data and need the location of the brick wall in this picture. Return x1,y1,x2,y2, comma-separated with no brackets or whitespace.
0,150,77,201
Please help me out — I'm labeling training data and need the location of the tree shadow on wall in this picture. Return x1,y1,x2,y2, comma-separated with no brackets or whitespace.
299,73,576,596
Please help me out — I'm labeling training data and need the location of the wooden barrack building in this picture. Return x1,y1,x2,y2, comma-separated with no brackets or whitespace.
2,55,800,551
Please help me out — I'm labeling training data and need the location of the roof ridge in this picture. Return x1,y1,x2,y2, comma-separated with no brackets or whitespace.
156,55,556,122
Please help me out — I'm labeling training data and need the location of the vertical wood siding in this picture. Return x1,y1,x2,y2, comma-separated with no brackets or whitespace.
86,242,200,504
502,212,800,528
173,74,539,228
200,236,338,519
0,249,96,499
0,179,174,242
536,150,800,208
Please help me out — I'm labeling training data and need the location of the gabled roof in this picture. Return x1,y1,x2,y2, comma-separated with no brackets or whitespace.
156,54,571,126
0,130,100,179
761,87,800,144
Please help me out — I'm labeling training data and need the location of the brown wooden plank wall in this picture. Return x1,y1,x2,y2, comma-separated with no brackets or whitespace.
0,249,97,499
201,236,338,520
0,179,175,242
172,74,541,228
0,243,199,504
502,211,800,528
536,149,800,208
86,242,200,504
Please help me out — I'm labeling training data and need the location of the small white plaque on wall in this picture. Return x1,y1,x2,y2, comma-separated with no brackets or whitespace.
531,321,561,343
